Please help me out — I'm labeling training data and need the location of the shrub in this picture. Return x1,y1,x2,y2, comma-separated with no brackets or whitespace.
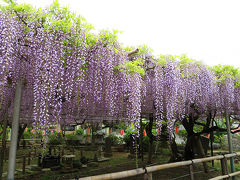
107,134,124,145
47,133,64,146
23,130,32,139
75,128,84,135
66,134,78,140
65,134,81,146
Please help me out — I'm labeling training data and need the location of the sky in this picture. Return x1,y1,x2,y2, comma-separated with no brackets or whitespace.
3,0,240,68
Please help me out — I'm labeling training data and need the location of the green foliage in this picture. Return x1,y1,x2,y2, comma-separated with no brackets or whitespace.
209,64,240,86
113,122,127,130
47,133,64,146
210,64,240,77
122,57,145,76
178,54,197,66
107,134,124,145
99,29,121,46
65,133,78,140
155,54,200,72
83,133,91,137
125,124,138,134
137,44,153,55
123,46,134,52
114,54,145,76
44,0,93,33
0,0,93,34
214,133,225,145
213,119,226,146
122,133,155,152
0,126,8,140
116,44,154,76
142,136,150,152
177,129,187,142
23,130,32,139
85,32,98,47
75,128,84,135
193,122,205,133
123,133,130,145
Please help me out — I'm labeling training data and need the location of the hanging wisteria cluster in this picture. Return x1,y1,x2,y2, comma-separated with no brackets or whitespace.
0,7,240,135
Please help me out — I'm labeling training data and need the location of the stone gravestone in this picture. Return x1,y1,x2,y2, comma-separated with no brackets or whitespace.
95,132,105,160
104,137,112,157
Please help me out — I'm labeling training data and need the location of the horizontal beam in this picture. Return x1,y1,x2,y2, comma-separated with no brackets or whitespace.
209,170,240,180
78,153,240,180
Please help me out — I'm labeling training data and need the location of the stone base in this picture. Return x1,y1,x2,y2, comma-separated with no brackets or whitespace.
88,162,98,167
97,157,110,162
29,165,42,171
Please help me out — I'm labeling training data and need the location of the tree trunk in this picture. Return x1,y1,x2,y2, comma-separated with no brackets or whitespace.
147,114,154,163
194,136,209,173
184,135,194,160
0,114,8,180
129,134,135,155
169,137,182,162
91,123,98,146
17,124,27,149
182,117,195,160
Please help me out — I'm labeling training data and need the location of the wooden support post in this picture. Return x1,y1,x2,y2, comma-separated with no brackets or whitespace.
221,157,229,180
58,146,61,156
144,172,152,180
189,164,194,180
34,147,37,157
210,120,214,167
7,79,22,180
4,149,7,162
28,151,31,165
22,155,26,174
225,113,235,180
81,150,83,158
140,117,144,163
72,147,74,155
148,172,152,180
37,154,41,167
0,113,8,180
62,148,65,163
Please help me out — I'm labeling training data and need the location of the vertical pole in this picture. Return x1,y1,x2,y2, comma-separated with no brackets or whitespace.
226,113,235,179
34,147,37,157
22,155,25,174
140,117,144,163
4,149,8,162
210,120,214,167
58,146,61,156
28,151,31,165
148,172,153,180
62,148,64,156
220,156,228,180
7,79,22,180
0,113,8,180
62,148,64,163
189,164,194,180
37,154,41,167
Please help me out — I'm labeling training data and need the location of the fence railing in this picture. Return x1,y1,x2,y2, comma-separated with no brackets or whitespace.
78,152,240,180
